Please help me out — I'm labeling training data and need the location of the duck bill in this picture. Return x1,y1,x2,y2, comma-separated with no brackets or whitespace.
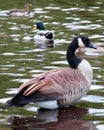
29,4,32,7
33,26,37,30
88,42,97,49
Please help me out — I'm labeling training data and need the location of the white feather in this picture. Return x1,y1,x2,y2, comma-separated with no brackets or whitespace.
78,38,85,47
35,100,58,109
34,30,53,45
78,59,93,84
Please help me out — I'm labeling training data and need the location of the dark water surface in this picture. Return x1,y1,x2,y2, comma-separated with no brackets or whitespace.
0,0,104,129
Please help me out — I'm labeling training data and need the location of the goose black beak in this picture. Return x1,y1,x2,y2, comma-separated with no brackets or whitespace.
88,42,97,49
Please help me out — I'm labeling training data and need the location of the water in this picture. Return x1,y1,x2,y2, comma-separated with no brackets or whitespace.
0,0,104,129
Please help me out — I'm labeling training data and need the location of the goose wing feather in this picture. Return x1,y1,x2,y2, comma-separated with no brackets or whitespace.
18,68,89,101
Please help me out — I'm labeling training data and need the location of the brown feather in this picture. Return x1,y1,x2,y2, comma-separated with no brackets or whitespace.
18,68,89,107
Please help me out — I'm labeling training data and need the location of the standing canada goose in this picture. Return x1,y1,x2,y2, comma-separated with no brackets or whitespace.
6,35,96,109
33,22,54,48
7,3,32,17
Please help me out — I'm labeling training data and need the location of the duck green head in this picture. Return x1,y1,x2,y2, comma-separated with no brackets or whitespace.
34,22,45,30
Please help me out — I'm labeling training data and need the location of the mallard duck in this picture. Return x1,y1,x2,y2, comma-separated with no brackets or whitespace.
7,3,32,17
33,22,54,48
77,43,104,54
6,35,96,109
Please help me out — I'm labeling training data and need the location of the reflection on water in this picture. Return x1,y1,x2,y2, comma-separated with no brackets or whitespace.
9,106,97,130
0,0,104,130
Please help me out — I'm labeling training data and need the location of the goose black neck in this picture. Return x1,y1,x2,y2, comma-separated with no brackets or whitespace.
66,38,82,69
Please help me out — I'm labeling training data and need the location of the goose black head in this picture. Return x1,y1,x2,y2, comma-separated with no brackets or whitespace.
66,35,96,69
77,35,97,49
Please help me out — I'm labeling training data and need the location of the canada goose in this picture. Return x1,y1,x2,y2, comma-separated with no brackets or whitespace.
7,3,32,17
77,43,104,54
33,22,54,48
6,35,96,109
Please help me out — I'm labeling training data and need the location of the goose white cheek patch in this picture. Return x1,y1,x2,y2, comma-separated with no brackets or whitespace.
78,38,85,47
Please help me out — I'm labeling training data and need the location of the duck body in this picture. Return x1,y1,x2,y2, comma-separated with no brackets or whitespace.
77,43,104,54
33,22,54,48
7,10,29,17
6,36,96,109
7,3,32,17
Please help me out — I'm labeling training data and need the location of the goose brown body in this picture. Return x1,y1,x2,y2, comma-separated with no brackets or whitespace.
6,35,96,109
18,68,90,107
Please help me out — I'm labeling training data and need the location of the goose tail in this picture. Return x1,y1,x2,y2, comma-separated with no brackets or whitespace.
6,95,29,107
6,96,29,107
6,88,29,107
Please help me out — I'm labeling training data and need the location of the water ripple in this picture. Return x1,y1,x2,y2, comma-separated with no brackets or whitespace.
81,95,104,103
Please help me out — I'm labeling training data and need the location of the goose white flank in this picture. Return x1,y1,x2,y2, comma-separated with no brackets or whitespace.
6,35,96,109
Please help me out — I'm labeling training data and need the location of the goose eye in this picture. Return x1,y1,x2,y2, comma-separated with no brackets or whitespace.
82,38,89,43
82,38,89,45
83,38,88,42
